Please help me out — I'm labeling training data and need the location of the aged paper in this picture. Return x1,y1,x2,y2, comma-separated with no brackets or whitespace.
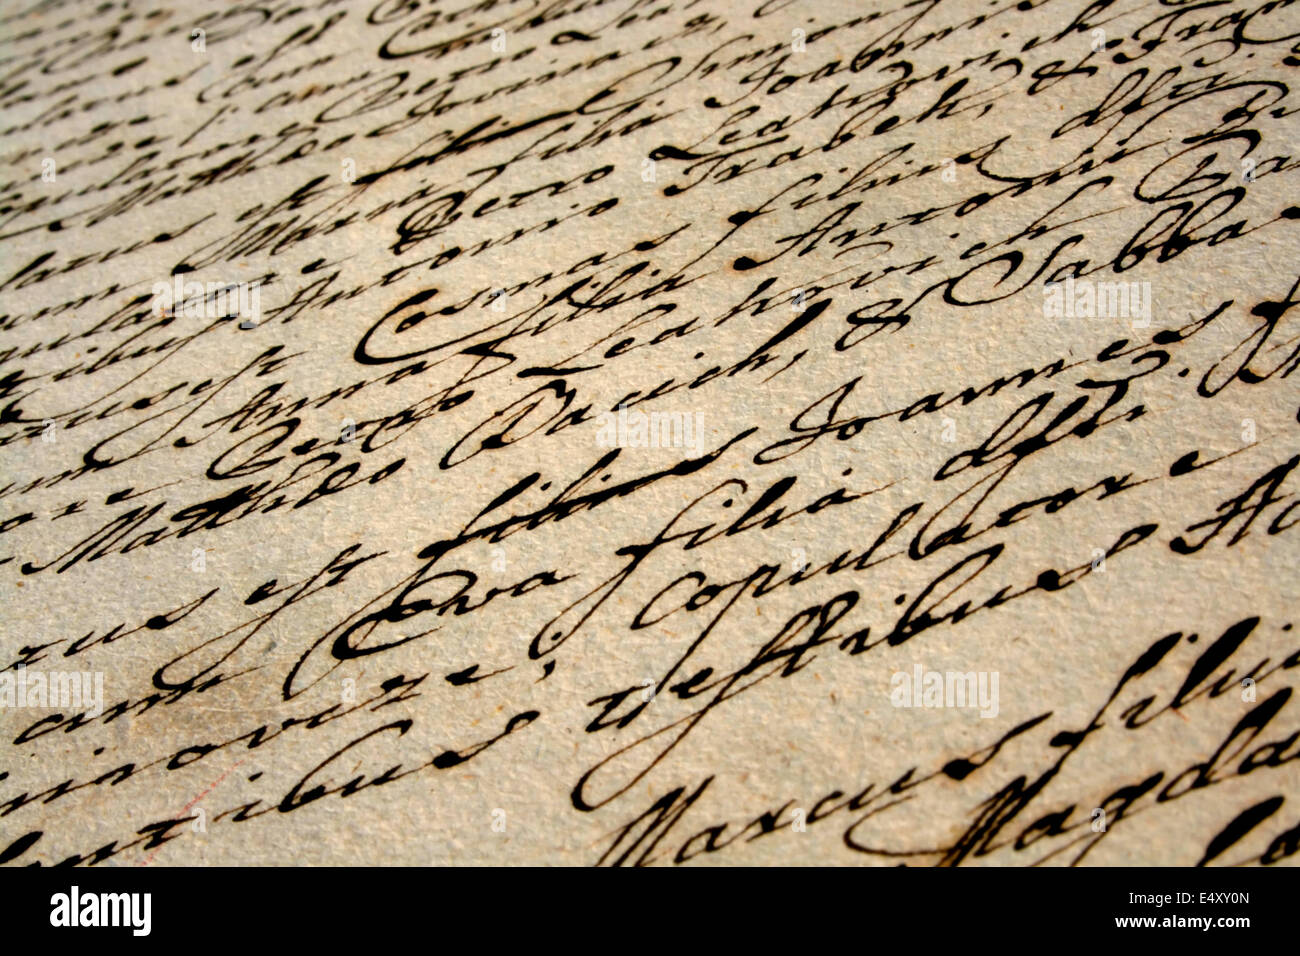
1,0,1298,868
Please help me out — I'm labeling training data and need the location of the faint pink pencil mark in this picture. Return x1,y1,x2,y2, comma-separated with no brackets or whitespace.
139,759,246,866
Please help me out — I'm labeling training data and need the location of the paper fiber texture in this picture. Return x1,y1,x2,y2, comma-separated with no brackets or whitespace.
0,0,1297,867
